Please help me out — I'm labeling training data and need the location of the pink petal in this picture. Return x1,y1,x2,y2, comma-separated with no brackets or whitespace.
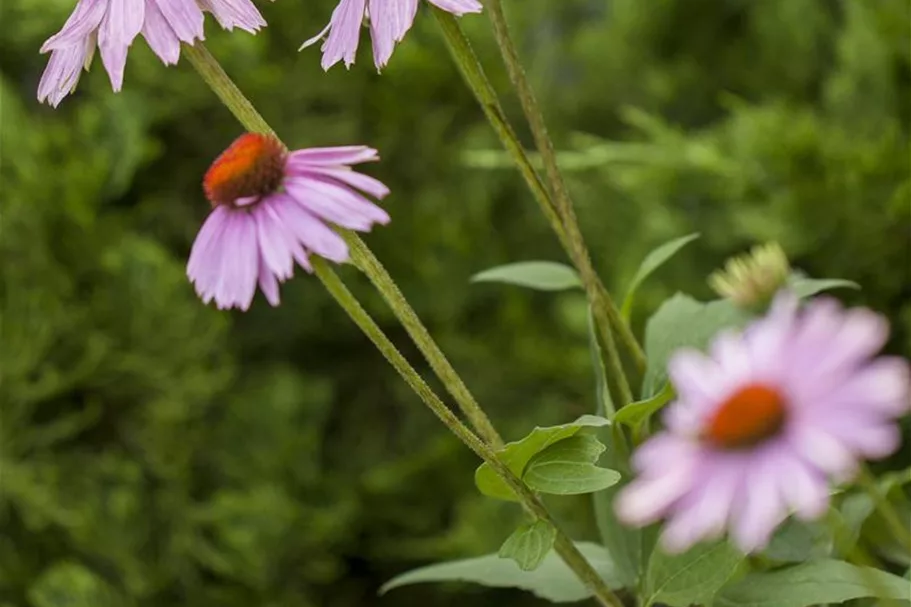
295,166,390,199
318,0,367,70
426,0,483,15
196,0,266,32
142,0,182,64
41,0,107,52
286,146,379,168
367,0,418,68
98,0,145,91
37,39,95,106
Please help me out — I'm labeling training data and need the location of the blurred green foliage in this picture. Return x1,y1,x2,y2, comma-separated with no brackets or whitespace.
0,0,908,605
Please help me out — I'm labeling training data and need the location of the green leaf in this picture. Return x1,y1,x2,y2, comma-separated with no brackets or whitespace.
471,261,582,291
643,541,744,607
788,274,860,299
642,294,751,397
498,520,557,571
28,562,125,607
474,415,611,501
762,518,833,563
622,233,700,319
381,541,621,603
614,382,675,428
523,435,621,496
714,559,911,607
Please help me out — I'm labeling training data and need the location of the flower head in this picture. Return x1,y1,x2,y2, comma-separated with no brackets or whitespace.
38,0,269,107
616,294,910,554
709,242,790,310
188,133,390,310
301,0,482,71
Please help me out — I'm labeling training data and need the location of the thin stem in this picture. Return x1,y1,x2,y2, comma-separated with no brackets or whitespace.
478,1,644,375
344,232,504,449
432,11,636,406
313,259,622,607
184,41,622,605
857,466,911,551
183,44,275,136
431,10,567,246
185,41,502,447
479,0,645,380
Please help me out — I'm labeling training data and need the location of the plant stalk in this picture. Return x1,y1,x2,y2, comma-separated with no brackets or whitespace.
313,259,622,607
184,41,622,605
184,42,503,447
857,466,911,552
432,11,636,406
477,1,645,380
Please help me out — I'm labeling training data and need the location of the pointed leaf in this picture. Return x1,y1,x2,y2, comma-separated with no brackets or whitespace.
523,435,620,495
642,294,751,397
381,542,621,602
614,382,675,428
498,520,557,571
621,233,700,319
714,559,911,607
788,274,859,299
471,261,582,291
644,541,744,607
474,415,611,501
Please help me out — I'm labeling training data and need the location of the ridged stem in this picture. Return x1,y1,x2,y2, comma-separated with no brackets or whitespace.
313,259,621,607
184,41,622,606
479,0,646,380
432,11,636,407
185,42,502,447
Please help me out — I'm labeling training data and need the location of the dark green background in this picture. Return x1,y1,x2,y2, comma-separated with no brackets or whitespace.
1,0,908,605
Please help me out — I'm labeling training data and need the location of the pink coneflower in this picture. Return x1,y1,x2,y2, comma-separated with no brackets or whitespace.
616,295,910,554
301,0,483,71
187,133,390,310
38,0,269,107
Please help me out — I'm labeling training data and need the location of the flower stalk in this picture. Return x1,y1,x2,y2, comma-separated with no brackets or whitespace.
184,41,622,606
431,10,638,407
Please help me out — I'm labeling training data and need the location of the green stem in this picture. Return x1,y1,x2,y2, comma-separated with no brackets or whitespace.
184,41,622,606
313,260,622,607
343,232,504,449
857,466,911,552
430,10,566,245
480,0,644,384
184,41,502,448
478,1,644,377
432,10,636,406
183,44,274,135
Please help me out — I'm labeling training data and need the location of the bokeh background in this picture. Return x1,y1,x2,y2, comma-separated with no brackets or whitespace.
1,0,909,605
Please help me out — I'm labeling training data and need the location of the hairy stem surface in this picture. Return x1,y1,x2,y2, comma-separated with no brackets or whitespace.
184,41,622,606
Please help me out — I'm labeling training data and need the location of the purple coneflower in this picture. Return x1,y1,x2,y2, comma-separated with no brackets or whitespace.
38,0,269,107
188,133,390,310
616,295,910,554
301,0,482,71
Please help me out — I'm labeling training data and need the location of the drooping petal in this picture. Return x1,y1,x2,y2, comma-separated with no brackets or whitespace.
284,175,389,230
98,0,145,90
730,450,788,553
142,0,182,64
257,251,281,306
41,0,107,52
317,0,367,70
368,0,418,69
269,194,349,264
196,0,266,33
426,0,483,16
37,38,96,107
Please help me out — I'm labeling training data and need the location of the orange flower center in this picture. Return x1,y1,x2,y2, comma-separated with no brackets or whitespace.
704,383,787,449
203,133,286,207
